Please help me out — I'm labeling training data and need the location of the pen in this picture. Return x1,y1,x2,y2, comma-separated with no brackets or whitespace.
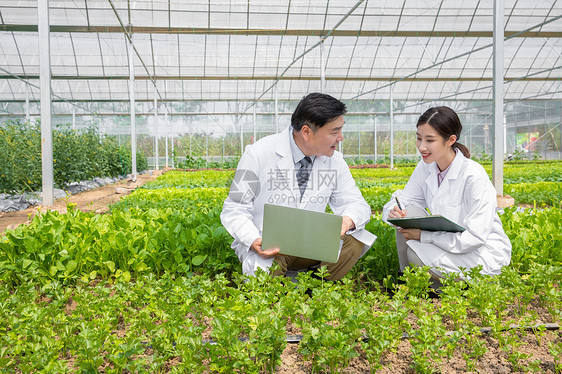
395,196,404,211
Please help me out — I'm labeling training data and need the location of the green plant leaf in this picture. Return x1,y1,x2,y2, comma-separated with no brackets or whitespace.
105,260,115,273
122,271,131,282
66,260,78,272
192,255,207,266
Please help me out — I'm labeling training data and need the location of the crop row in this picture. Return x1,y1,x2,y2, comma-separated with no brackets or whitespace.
0,164,561,373
1,186,560,288
2,165,561,288
352,161,562,184
1,265,561,373
142,161,561,191
140,167,561,208
0,204,239,288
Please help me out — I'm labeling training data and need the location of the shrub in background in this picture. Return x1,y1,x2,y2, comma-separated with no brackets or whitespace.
0,120,42,192
0,120,147,193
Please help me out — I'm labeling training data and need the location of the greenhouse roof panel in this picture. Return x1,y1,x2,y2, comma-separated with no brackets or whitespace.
0,0,560,111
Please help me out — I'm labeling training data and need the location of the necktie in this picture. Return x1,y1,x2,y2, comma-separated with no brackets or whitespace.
297,156,312,196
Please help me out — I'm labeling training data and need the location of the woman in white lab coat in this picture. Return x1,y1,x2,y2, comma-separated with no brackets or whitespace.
382,106,511,280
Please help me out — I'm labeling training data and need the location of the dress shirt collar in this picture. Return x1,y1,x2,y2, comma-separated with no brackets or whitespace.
289,127,316,166
436,149,457,186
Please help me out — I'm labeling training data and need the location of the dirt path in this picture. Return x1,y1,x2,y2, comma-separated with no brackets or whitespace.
0,172,161,233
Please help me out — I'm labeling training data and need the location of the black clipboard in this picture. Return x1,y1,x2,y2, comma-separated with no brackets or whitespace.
388,215,466,233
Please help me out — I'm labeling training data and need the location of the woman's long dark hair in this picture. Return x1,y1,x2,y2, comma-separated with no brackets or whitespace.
417,106,471,158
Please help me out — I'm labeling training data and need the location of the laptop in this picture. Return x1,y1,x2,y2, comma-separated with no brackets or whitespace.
261,204,343,263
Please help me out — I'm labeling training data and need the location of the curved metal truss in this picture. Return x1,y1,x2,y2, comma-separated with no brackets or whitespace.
0,1,559,113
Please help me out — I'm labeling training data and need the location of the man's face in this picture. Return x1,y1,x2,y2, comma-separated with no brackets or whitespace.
303,115,345,157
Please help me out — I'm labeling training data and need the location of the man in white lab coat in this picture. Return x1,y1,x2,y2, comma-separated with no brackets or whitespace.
220,93,376,280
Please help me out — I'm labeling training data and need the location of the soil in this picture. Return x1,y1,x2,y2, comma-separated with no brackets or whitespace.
0,171,161,234
154,285,560,373
274,328,561,374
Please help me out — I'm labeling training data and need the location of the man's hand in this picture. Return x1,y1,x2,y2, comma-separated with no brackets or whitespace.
250,238,280,259
398,228,421,241
340,216,356,238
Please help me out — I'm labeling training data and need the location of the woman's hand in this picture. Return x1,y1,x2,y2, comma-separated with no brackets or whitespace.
388,205,407,219
398,228,421,241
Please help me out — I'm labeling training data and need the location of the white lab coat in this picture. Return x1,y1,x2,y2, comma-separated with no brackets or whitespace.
221,126,376,276
382,151,511,276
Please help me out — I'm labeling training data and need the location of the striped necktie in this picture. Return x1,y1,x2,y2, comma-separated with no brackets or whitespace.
296,156,312,196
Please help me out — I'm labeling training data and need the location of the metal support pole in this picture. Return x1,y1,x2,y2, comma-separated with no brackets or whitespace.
128,29,137,178
72,106,76,130
492,0,504,195
406,126,410,155
253,106,256,143
274,85,279,133
358,125,361,159
390,87,395,169
320,37,326,93
165,111,169,168
468,122,472,151
527,105,531,161
154,84,159,170
38,0,54,206
504,113,508,158
25,83,30,123
240,120,244,155
543,105,547,159
171,135,175,168
374,115,377,164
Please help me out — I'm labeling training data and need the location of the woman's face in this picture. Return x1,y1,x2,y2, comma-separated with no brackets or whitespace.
416,123,456,168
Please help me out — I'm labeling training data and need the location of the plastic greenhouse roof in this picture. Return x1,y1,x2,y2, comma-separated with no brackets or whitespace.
0,0,560,116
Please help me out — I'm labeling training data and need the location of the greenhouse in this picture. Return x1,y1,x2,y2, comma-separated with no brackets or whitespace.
0,1,561,372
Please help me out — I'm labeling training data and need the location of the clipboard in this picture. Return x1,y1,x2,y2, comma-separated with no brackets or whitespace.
388,215,466,233
262,204,343,263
